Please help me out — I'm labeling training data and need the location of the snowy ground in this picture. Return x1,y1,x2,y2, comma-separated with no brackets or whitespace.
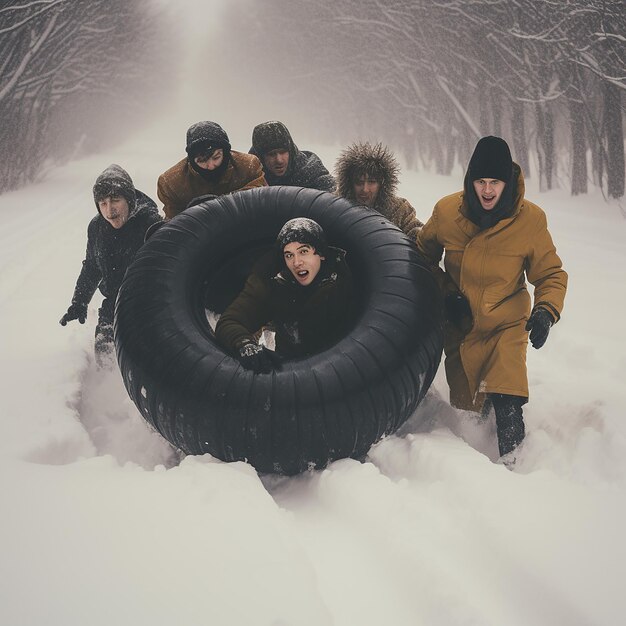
1,121,625,626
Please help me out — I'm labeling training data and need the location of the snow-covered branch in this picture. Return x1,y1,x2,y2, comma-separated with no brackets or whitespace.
0,0,65,34
0,10,59,102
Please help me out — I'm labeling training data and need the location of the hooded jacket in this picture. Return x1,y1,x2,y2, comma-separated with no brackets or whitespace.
249,121,335,191
416,165,567,408
335,142,423,240
157,151,267,219
215,248,355,358
70,167,161,317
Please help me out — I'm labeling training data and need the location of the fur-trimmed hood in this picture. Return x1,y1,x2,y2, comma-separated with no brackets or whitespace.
335,142,400,212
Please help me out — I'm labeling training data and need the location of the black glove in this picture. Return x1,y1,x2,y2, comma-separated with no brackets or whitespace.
525,307,553,349
59,303,88,326
444,291,473,332
237,342,281,374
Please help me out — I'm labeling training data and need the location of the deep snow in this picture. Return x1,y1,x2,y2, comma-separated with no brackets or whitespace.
1,121,625,626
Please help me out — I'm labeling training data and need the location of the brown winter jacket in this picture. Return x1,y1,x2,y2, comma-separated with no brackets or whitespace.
157,151,266,219
384,196,423,241
215,248,356,359
335,142,423,239
416,167,567,409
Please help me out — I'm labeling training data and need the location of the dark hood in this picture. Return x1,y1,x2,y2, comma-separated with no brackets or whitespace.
463,162,522,230
93,164,137,214
249,121,299,184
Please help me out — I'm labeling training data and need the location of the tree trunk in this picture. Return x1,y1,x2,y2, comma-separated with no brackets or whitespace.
479,89,489,134
604,82,625,199
444,135,455,175
535,102,555,191
432,134,445,175
510,101,530,177
569,96,588,195
492,90,502,137
588,106,605,188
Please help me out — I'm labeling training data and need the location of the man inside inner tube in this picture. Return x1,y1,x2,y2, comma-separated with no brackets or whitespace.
215,218,356,373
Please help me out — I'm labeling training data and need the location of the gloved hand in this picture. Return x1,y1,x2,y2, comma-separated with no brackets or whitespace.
444,291,473,332
237,342,281,374
59,303,88,326
525,307,553,349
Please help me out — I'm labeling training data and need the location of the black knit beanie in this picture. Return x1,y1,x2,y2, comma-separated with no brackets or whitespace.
252,121,294,156
185,121,231,158
467,136,513,182
93,164,136,213
276,218,328,258
185,121,232,181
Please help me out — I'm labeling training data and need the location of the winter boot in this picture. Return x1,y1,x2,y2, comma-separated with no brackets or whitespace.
490,393,527,457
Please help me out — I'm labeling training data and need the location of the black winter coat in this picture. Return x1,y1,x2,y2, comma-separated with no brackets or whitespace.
70,190,161,310
215,248,355,358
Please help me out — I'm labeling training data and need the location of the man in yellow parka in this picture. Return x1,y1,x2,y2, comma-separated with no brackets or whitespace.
416,136,567,460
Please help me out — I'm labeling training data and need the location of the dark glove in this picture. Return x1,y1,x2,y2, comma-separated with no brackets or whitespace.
237,342,281,374
59,303,88,326
525,307,553,349
444,291,473,332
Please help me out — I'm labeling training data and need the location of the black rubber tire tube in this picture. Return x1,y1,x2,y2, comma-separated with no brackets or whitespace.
115,186,443,475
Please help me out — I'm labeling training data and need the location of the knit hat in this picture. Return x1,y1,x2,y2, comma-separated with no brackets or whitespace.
467,136,513,182
93,164,136,213
185,121,231,159
276,218,328,257
251,121,294,156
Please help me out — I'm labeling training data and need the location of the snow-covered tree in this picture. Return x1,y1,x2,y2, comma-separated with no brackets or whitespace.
221,0,625,197
0,0,169,192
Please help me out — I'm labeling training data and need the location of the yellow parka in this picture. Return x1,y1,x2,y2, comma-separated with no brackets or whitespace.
416,167,567,410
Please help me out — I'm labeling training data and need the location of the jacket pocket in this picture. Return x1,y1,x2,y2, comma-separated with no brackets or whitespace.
481,287,530,328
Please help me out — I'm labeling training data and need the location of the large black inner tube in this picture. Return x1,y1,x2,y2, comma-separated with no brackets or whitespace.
115,186,443,475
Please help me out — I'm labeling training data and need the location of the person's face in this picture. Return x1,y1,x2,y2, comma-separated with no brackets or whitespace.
194,148,224,170
472,178,506,210
353,175,380,207
263,149,290,177
99,195,130,229
283,241,324,286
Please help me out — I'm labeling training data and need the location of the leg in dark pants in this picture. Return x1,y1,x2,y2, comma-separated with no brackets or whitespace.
489,393,527,457
94,298,115,367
